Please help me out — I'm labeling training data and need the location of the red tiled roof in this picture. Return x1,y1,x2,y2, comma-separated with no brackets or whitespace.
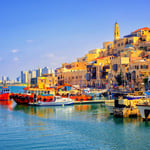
132,27,150,33
95,56,107,60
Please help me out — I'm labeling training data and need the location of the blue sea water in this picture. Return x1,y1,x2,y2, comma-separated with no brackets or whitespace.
0,86,150,150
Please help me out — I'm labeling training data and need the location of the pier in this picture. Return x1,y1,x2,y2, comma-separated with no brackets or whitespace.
73,100,105,105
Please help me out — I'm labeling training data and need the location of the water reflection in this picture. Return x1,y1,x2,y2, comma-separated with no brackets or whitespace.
12,103,150,128
0,102,13,111
111,117,142,125
14,105,55,119
13,104,108,121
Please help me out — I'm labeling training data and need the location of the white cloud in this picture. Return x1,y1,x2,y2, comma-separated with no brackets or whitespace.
42,53,54,58
26,40,33,43
11,49,18,53
47,53,54,58
13,57,19,61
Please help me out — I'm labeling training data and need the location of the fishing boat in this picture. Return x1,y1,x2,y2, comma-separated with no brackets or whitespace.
11,83,92,105
0,87,12,105
57,83,92,101
29,95,74,106
10,86,55,105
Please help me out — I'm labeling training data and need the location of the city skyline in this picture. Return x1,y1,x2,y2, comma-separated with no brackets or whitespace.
1,0,150,79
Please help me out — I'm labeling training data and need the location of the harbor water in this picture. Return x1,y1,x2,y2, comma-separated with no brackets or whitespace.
0,86,150,150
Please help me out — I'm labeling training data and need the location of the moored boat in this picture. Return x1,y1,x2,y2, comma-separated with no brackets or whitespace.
57,83,92,101
126,91,146,100
10,86,54,105
29,95,74,106
0,87,12,105
126,95,146,100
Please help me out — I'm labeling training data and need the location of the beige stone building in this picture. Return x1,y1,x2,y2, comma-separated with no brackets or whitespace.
31,73,57,88
129,59,150,89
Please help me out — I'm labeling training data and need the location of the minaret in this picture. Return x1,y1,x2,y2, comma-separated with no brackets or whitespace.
114,22,120,40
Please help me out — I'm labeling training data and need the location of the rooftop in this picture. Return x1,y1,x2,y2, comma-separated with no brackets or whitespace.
132,27,150,33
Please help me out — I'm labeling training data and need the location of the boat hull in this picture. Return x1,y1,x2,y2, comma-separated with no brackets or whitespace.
29,101,74,106
0,93,12,105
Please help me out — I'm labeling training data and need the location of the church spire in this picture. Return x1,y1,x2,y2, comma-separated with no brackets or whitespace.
114,22,120,40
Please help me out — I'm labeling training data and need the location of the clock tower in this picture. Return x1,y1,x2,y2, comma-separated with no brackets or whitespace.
114,22,120,40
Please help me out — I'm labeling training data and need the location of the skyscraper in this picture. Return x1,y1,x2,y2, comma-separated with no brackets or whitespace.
36,68,42,77
42,66,51,75
21,71,28,83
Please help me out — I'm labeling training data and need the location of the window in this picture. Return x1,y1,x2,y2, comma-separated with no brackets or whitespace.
146,65,148,69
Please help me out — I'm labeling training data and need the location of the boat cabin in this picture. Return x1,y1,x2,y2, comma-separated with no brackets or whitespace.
24,87,55,96
0,87,10,94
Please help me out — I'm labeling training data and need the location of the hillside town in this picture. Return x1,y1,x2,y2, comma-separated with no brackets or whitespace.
2,23,150,91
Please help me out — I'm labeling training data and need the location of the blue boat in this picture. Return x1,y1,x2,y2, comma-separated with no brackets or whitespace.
126,95,146,100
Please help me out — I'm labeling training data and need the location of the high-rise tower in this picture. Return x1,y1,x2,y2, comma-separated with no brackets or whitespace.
114,22,120,40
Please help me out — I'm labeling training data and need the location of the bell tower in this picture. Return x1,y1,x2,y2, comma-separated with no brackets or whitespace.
114,22,120,40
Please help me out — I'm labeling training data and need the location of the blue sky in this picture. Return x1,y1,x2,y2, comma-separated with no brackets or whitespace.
1,0,150,80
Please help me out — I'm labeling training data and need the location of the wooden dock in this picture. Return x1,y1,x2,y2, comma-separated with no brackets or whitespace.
73,100,105,105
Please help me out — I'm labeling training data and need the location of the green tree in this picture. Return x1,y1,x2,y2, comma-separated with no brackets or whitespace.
115,72,124,86
143,77,148,84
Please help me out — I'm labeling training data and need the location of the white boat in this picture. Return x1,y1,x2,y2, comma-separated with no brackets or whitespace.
126,95,146,100
29,95,74,106
137,103,150,120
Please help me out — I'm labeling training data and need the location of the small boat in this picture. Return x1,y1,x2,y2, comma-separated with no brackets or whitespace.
126,95,146,100
29,95,74,106
126,91,146,100
0,87,12,105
